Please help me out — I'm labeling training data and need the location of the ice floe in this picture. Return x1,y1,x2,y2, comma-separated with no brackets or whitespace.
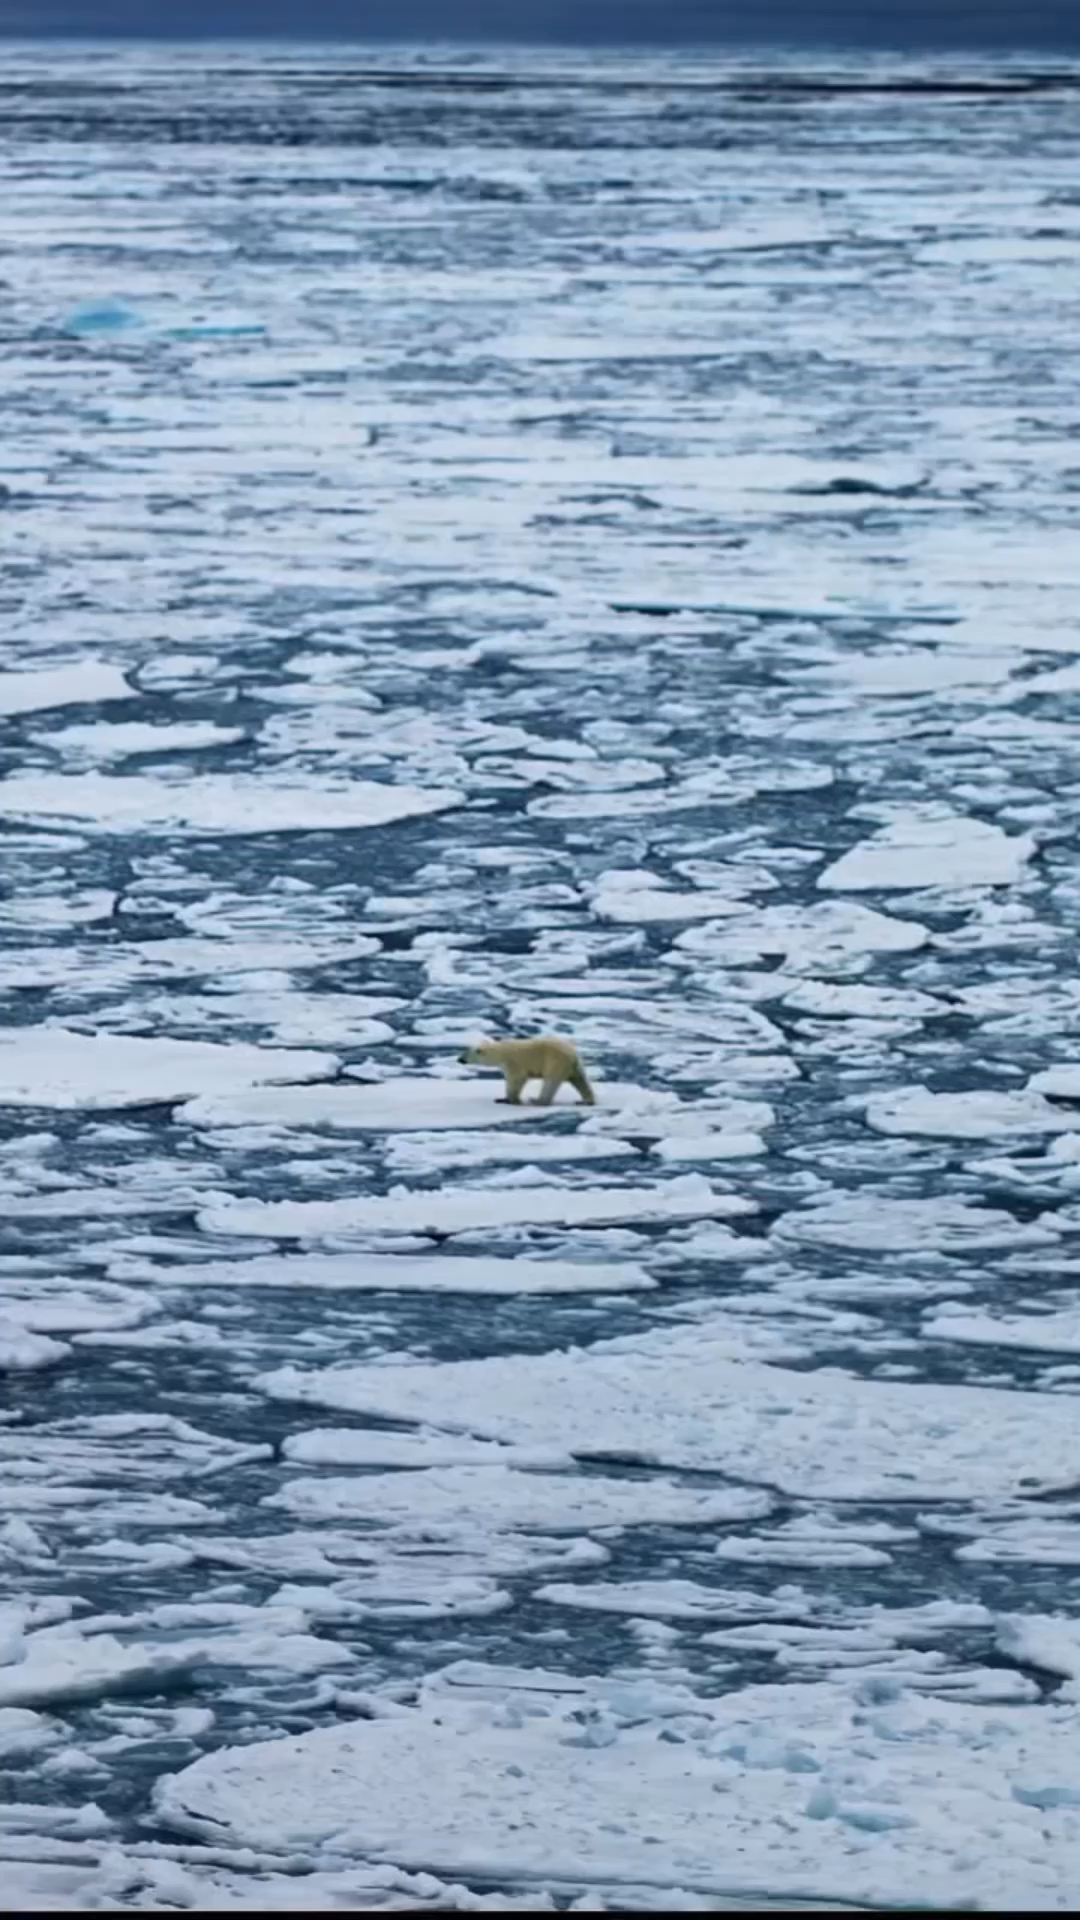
773,1193,1056,1253
818,809,1034,893
200,1174,754,1241
0,772,462,836
925,1302,1080,1357
267,1465,772,1535
110,1250,656,1294
258,1319,1080,1500
156,1659,1080,1908
181,1076,658,1132
674,900,927,969
0,1027,335,1110
0,659,131,717
865,1085,1078,1139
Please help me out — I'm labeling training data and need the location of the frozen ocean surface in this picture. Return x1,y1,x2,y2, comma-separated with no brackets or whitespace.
2,36,1080,1911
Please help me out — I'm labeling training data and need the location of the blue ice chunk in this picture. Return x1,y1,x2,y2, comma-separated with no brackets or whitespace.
839,1805,914,1832
63,297,145,337
1012,1783,1080,1811
805,1786,837,1819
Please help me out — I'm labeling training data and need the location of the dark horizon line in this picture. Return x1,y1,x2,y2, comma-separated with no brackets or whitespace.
0,29,1077,53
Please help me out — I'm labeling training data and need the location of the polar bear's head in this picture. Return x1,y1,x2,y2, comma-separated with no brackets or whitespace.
458,1038,499,1065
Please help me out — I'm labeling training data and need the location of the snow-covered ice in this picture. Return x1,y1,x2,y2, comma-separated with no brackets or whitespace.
156,1661,1080,1909
199,1174,754,1240
258,1319,1080,1500
0,1027,336,1109
109,1250,656,1294
0,773,461,836
819,810,1034,893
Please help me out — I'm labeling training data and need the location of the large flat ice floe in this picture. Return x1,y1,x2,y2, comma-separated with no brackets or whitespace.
267,1464,771,1534
818,809,1034,892
156,1661,1080,1908
0,658,131,717
181,1075,658,1133
0,1027,336,1109
865,1085,1078,1139
0,772,462,835
258,1320,1080,1500
674,898,928,968
110,1251,656,1294
772,1192,1057,1253
200,1174,755,1241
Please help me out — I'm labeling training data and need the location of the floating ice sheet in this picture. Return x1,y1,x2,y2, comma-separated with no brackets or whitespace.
0,659,131,717
157,1663,1080,1908
925,1303,1080,1357
258,1320,1080,1500
675,900,927,969
0,1027,336,1110
267,1465,772,1535
818,810,1033,892
200,1174,754,1241
110,1251,656,1295
773,1193,1056,1253
181,1076,665,1133
866,1085,1076,1139
0,772,462,836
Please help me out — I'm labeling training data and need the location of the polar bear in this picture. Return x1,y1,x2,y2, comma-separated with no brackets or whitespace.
458,1035,596,1107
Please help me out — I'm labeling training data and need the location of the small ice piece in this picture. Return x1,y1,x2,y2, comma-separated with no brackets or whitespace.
0,1027,336,1110
0,772,462,837
181,1075,668,1133
0,660,131,717
267,1465,772,1535
63,297,145,336
200,1174,754,1240
819,810,1033,893
866,1086,1076,1140
110,1251,656,1295
0,1320,70,1371
925,1304,1080,1358
774,1194,1056,1254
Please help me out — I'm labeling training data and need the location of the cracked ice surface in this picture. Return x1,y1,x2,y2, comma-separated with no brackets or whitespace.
4,39,1080,1914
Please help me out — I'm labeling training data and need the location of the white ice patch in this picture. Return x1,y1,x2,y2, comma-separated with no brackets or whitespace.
0,1414,270,1528
384,1130,636,1173
156,1665,1080,1908
925,1302,1080,1357
0,659,131,718
773,1193,1056,1253
818,810,1033,892
0,772,461,836
782,982,944,1021
675,900,927,969
0,1027,336,1110
34,719,247,759
257,1320,1080,1500
181,1076,656,1133
112,1251,655,1295
866,1085,1077,1139
589,871,749,924
267,1465,771,1535
0,1622,200,1710
998,1616,1080,1697
200,1174,754,1241
0,1320,69,1370
1030,1066,1080,1102
0,1274,150,1335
